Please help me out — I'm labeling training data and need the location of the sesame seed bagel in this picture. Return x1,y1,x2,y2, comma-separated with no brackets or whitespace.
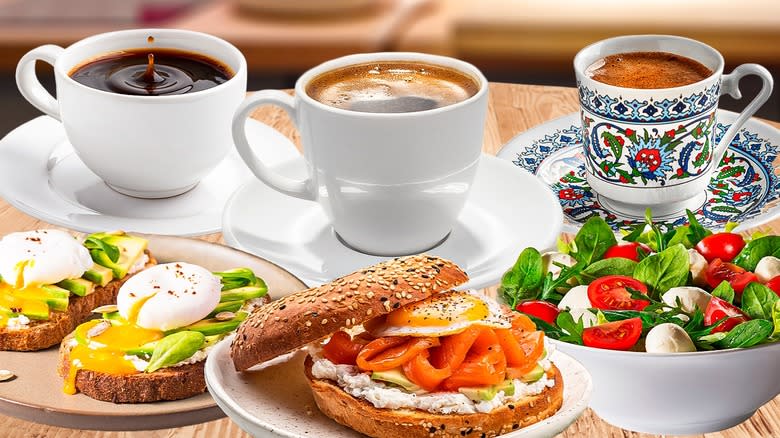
230,255,468,371
303,355,564,438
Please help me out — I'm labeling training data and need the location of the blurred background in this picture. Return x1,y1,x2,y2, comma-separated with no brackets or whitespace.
0,0,778,137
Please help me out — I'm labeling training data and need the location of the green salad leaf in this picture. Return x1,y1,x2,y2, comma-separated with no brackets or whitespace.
714,320,773,349
539,262,584,302
712,281,736,304
741,282,779,320
733,236,780,272
577,258,636,284
771,301,780,340
555,311,584,345
499,247,545,308
83,236,120,263
146,331,205,373
632,244,689,299
571,216,616,265
524,314,567,341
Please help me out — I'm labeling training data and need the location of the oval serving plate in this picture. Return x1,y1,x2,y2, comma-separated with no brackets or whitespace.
206,342,593,438
0,235,307,431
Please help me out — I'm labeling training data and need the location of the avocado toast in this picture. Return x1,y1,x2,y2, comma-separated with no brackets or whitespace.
0,231,154,351
58,265,269,403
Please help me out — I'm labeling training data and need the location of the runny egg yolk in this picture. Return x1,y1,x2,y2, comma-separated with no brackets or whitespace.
0,282,52,327
63,308,164,394
385,292,490,327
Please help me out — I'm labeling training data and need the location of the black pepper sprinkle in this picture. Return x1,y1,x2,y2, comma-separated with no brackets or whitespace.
508,404,515,410
279,304,286,310
393,302,400,308
428,427,437,433
512,424,519,430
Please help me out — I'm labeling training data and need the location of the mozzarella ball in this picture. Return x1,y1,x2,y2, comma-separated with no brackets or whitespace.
688,249,708,287
557,285,591,310
755,256,780,283
645,323,696,353
662,286,712,314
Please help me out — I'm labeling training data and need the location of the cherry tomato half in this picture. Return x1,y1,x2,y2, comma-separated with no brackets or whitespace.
582,318,643,350
704,295,748,327
766,275,780,296
695,233,746,263
711,316,749,334
588,275,651,311
516,300,560,324
603,242,652,262
705,258,758,295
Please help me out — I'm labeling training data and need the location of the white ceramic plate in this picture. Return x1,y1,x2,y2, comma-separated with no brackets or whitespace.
496,110,780,233
0,116,300,236
0,234,307,431
222,154,564,289
206,340,592,438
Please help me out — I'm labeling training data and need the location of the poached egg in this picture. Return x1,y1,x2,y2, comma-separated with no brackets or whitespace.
367,289,511,338
0,229,93,287
117,262,221,331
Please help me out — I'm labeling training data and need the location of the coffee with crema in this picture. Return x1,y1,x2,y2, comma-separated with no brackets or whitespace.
306,61,479,113
585,51,713,89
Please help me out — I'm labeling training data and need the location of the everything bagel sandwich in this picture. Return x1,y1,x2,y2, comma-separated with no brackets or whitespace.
231,255,563,438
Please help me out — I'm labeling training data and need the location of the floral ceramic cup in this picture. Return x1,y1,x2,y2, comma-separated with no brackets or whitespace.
574,35,773,217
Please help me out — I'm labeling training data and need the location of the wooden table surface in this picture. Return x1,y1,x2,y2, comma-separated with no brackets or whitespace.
1,83,779,437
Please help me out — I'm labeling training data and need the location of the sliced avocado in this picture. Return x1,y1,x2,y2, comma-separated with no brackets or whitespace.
459,385,498,402
126,340,158,356
173,311,248,336
57,278,95,297
12,285,70,312
519,364,545,383
371,369,421,392
19,300,50,320
219,286,266,303
495,380,515,397
88,233,147,279
203,334,226,349
102,311,125,322
207,300,244,317
83,264,114,287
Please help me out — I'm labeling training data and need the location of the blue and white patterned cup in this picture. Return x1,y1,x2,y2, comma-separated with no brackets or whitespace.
574,35,773,217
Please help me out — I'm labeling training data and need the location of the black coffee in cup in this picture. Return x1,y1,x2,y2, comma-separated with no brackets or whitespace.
69,48,234,96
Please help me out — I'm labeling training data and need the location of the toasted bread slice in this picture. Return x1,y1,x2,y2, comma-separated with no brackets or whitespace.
304,355,564,438
58,292,271,403
57,332,206,403
0,252,156,352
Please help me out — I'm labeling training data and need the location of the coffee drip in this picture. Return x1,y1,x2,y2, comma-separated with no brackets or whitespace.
69,48,233,96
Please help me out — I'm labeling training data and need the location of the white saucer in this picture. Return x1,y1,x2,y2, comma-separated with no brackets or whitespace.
222,154,564,289
0,116,299,236
205,339,592,438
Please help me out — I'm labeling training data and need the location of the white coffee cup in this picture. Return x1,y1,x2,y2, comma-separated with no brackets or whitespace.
16,29,247,198
232,52,488,256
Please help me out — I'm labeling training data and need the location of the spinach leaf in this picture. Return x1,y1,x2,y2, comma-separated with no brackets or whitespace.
715,320,773,349
83,236,120,263
621,223,646,243
524,314,566,341
572,216,617,265
633,244,690,299
685,209,711,247
771,301,780,339
697,332,727,349
556,311,585,345
577,258,636,284
499,247,544,308
712,281,736,304
733,236,780,272
741,282,779,320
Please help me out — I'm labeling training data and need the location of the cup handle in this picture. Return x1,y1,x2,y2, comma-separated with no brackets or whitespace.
16,45,64,121
712,64,774,165
232,90,316,201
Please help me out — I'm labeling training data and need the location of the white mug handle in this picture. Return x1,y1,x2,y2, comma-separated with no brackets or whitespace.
232,90,316,201
16,44,64,121
713,64,774,165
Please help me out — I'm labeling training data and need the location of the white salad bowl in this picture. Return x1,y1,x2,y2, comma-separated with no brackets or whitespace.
552,339,780,434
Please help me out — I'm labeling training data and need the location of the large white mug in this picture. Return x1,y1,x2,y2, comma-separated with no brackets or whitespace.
232,52,488,256
16,29,247,198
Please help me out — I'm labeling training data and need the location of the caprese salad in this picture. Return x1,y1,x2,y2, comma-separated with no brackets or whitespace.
501,210,780,352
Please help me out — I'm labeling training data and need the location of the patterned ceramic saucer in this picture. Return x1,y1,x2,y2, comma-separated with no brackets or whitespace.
496,110,780,233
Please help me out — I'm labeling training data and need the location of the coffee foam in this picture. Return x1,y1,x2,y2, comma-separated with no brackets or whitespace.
585,51,712,89
306,62,479,113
